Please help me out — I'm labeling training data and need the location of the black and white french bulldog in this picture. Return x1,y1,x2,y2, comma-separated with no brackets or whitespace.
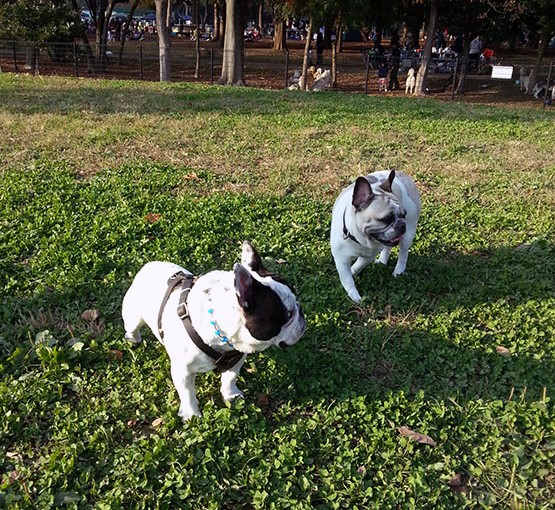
122,241,306,421
330,170,421,303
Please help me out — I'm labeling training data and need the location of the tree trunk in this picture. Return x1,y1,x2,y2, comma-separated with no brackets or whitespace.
117,0,140,65
323,23,333,50
213,1,220,42
71,0,96,72
98,0,117,70
219,0,226,48
95,3,108,70
335,18,343,53
414,0,438,96
219,0,246,86
331,35,337,86
273,19,287,51
455,34,470,95
258,3,263,32
194,0,201,78
301,18,313,91
155,0,172,81
527,31,549,94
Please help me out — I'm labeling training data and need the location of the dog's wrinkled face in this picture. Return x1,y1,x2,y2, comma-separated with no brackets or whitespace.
234,241,305,349
352,171,407,247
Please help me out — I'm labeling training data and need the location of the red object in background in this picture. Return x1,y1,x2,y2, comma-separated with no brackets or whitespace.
482,48,494,59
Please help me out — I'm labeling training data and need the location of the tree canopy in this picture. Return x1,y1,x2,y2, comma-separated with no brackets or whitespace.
0,0,81,42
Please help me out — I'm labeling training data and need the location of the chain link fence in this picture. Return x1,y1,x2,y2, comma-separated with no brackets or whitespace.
1,39,553,106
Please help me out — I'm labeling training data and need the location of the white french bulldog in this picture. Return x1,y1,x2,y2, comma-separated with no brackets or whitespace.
122,241,306,421
330,170,421,303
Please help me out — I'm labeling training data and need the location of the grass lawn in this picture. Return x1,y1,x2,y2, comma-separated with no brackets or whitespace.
1,74,554,509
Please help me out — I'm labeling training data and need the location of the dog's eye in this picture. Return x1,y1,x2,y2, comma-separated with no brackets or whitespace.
380,213,395,225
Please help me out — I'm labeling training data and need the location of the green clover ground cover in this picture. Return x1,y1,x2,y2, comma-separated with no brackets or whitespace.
1,75,554,509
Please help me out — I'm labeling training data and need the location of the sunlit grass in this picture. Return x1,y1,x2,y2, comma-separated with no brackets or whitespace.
1,73,554,509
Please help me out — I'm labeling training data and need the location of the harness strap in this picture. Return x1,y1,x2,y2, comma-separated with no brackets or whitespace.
158,271,244,374
342,208,361,245
158,271,188,340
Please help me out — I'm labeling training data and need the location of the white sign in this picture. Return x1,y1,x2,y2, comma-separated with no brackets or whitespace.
491,66,514,79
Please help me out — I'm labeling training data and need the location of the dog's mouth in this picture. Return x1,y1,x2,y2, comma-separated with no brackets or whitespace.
367,220,406,247
373,235,403,247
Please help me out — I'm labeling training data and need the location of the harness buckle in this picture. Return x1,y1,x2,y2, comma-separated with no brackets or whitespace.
177,301,188,320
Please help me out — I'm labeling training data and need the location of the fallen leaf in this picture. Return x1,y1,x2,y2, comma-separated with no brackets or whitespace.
357,465,366,475
257,393,270,407
82,309,99,322
109,350,123,361
127,419,137,427
7,470,20,484
397,426,437,447
496,346,511,356
144,213,162,224
151,417,164,427
448,473,469,494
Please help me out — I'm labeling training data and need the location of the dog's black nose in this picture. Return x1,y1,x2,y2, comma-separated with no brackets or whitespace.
398,222,406,235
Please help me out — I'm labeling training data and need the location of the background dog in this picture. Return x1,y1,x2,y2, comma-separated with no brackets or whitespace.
405,68,416,94
330,170,421,303
122,241,306,420
311,69,332,91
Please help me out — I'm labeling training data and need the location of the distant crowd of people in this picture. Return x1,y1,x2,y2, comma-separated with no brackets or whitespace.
368,28,496,93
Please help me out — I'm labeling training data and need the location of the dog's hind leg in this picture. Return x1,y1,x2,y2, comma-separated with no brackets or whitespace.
393,229,416,276
122,307,144,345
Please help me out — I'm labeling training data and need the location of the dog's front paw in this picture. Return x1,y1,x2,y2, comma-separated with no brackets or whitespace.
392,265,406,277
124,331,142,345
178,406,201,422
347,289,362,304
221,388,244,402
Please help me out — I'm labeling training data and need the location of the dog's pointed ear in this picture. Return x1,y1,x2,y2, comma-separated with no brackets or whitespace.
352,177,374,211
241,240,264,272
380,170,396,193
234,263,263,311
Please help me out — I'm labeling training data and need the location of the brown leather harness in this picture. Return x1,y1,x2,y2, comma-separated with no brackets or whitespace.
157,272,244,373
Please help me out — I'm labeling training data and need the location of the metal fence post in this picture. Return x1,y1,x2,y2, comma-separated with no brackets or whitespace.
364,51,370,94
12,40,18,72
543,61,554,109
284,50,289,89
73,42,79,77
451,57,459,101
139,43,144,80
210,47,214,85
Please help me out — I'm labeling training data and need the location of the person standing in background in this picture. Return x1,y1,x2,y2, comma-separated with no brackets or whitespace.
468,34,482,72
388,42,401,91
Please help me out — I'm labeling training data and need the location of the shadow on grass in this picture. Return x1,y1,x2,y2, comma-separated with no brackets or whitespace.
1,240,553,430
260,240,555,408
1,77,549,122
